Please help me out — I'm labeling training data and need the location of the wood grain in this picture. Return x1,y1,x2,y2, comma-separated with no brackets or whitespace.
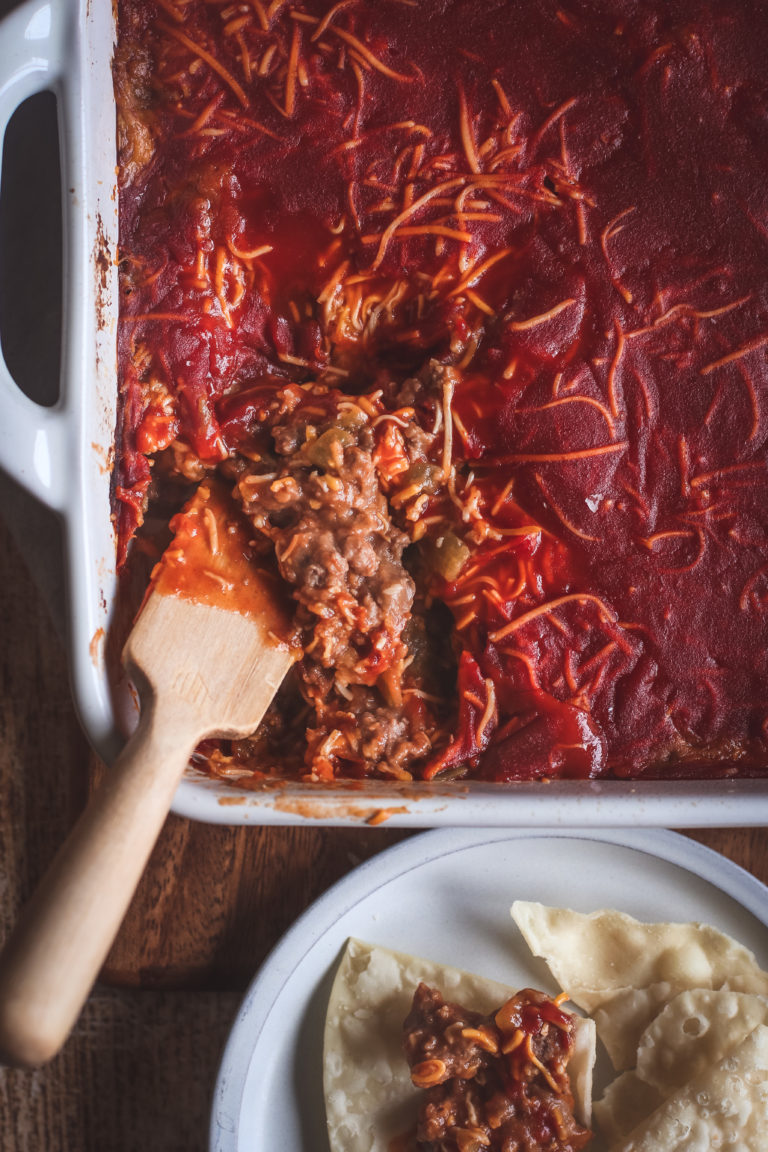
685,828,768,885
102,813,407,989
0,480,91,919
0,987,240,1152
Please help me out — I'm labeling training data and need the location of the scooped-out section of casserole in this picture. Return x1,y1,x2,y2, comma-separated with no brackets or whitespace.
113,0,768,787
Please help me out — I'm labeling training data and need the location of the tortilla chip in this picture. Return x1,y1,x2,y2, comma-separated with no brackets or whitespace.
636,989,768,1094
611,1023,768,1152
593,992,768,1144
569,1004,596,1128
511,902,768,1068
589,982,676,1070
323,938,596,1152
592,1070,663,1146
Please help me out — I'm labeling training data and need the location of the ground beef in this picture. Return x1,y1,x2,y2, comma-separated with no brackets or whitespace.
303,682,434,779
113,8,156,187
237,427,413,685
230,379,456,780
403,984,592,1152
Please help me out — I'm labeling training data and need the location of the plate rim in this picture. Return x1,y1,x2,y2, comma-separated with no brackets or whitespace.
209,826,768,1151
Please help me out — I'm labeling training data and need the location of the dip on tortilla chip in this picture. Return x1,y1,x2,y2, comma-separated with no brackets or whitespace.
323,938,596,1152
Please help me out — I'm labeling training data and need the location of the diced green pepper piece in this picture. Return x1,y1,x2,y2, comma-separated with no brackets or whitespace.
304,426,355,469
427,531,470,581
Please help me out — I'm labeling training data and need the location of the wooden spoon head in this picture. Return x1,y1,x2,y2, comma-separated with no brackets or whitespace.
124,483,297,741
125,594,295,739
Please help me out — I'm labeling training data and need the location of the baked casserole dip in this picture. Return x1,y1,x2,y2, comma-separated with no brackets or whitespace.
113,0,768,786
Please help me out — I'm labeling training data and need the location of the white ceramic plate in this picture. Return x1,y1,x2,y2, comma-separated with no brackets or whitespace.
210,827,768,1151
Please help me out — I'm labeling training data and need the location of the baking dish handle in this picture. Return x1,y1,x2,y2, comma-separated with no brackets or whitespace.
0,0,67,511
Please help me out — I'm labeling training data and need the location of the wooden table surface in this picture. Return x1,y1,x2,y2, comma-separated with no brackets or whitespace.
0,35,766,1152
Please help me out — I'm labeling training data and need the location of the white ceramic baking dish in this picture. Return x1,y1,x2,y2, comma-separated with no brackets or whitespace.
0,0,767,827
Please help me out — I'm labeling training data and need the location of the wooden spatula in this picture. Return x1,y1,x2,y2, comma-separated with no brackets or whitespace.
0,484,296,1067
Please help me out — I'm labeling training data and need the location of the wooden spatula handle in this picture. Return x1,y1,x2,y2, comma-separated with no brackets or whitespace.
0,696,198,1067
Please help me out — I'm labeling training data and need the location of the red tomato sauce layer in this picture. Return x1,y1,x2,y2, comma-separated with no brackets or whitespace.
114,0,768,783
